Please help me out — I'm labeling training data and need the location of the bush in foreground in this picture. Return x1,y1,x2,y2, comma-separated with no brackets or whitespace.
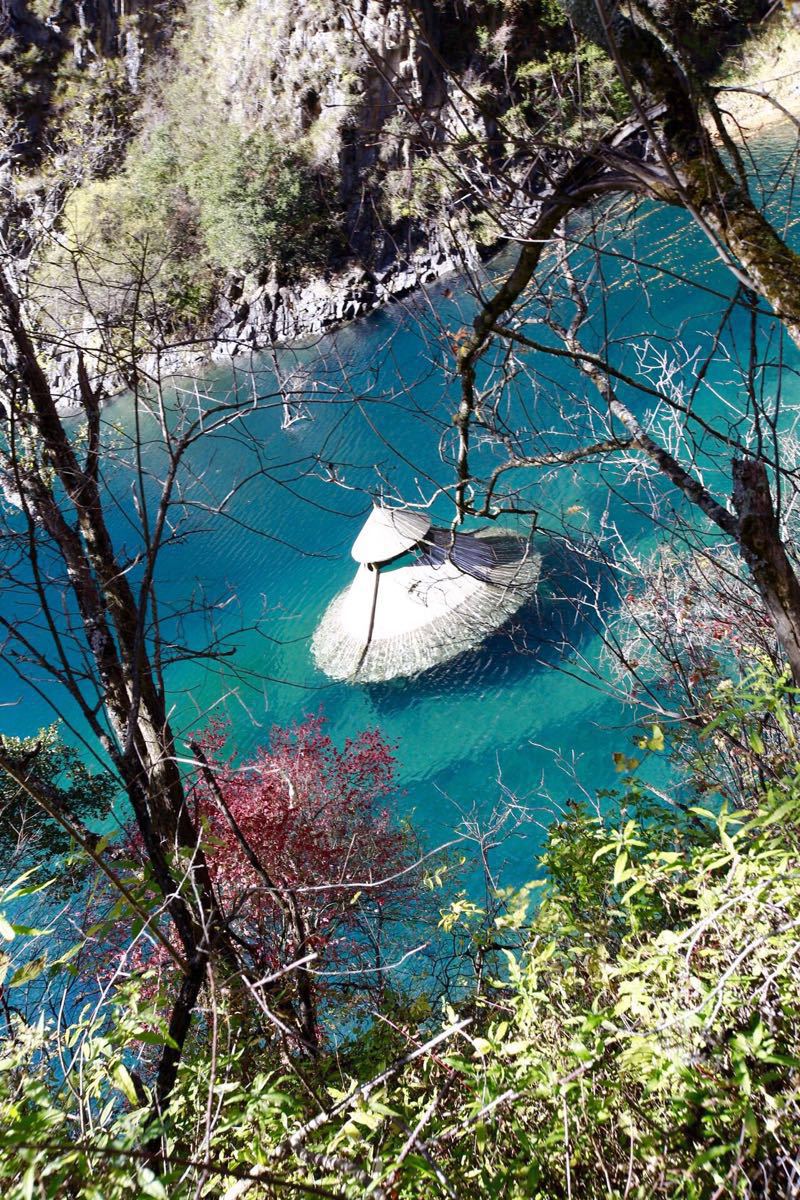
1,674,799,1197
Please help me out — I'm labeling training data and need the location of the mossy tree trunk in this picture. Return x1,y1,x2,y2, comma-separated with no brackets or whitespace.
562,0,800,348
733,458,800,685
455,2,800,681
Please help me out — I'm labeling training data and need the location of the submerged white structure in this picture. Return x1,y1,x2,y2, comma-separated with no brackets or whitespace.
312,505,540,683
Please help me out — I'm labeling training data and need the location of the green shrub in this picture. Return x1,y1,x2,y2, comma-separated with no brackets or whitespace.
51,117,334,334
185,128,331,273
350,672,800,1197
515,42,631,141
2,673,799,1197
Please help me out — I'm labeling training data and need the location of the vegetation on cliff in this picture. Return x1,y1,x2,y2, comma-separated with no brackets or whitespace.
55,120,336,328
4,0,765,339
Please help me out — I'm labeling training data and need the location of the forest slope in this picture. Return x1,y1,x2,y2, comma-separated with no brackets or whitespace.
2,0,774,356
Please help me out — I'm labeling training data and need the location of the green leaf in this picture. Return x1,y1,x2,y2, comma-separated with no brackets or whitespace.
5,878,55,900
9,955,48,988
613,852,630,887
718,828,737,855
647,724,665,752
620,878,648,904
748,729,765,754
137,1169,168,1199
51,942,83,968
21,1165,35,1200
113,1062,140,1106
691,1143,736,1169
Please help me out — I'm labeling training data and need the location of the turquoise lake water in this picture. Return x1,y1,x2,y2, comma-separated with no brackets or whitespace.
2,127,799,892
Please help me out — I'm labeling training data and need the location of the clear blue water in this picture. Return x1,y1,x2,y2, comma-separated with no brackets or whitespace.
3,126,799,891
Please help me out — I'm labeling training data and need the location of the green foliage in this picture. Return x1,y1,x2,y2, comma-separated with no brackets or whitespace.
539,0,570,28
323,672,800,1196
348,673,800,1198
472,788,800,1197
57,117,334,331
50,57,137,169
185,128,330,273
0,19,135,180
0,969,195,1199
2,674,799,1196
515,41,631,141
0,725,115,870
383,157,456,224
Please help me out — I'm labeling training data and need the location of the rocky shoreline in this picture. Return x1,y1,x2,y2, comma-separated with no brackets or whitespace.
211,232,478,355
34,17,800,408
45,226,482,409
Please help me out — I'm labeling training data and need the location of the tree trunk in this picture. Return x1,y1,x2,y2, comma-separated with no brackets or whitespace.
677,158,800,350
0,270,248,1119
560,0,800,350
733,457,800,685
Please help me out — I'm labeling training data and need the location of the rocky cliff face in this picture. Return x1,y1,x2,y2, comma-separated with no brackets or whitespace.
1,1,177,168
130,0,521,261
4,0,540,357
1,0,763,377
189,0,507,346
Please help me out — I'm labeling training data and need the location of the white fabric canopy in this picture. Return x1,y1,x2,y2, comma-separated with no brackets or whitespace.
350,506,431,564
314,526,540,683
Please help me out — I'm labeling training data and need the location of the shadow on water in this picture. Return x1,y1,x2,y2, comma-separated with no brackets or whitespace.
361,536,615,715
